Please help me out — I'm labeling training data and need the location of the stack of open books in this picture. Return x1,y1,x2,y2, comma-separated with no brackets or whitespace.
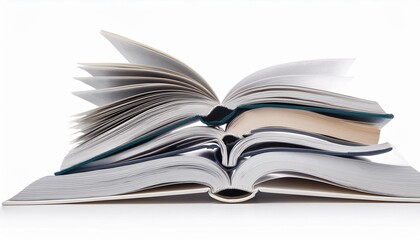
4,32,420,205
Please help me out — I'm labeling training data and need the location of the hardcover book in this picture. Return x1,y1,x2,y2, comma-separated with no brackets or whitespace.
4,31,420,205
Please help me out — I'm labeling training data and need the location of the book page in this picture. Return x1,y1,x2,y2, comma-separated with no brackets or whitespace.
257,178,420,202
224,58,354,103
3,184,210,205
101,31,218,100
226,107,380,144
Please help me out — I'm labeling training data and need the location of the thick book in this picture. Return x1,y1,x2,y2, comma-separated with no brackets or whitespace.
4,31,420,205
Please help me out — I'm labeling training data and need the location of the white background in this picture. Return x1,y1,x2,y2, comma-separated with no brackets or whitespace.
1,0,420,239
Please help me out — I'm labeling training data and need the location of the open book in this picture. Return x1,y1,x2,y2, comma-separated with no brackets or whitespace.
4,31,420,205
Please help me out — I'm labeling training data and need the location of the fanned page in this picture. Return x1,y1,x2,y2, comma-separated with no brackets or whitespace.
58,31,393,175
100,31,217,98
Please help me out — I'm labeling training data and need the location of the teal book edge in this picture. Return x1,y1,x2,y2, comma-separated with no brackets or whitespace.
55,103,394,175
